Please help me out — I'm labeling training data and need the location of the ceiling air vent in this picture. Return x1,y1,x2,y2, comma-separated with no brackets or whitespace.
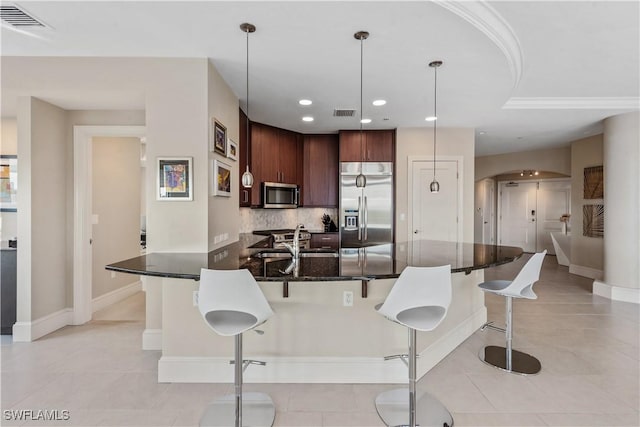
333,109,356,117
1,5,45,27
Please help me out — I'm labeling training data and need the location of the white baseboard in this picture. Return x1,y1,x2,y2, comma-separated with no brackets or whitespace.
92,281,142,313
569,264,603,280
593,280,640,304
12,308,74,342
143,328,162,351
157,307,487,384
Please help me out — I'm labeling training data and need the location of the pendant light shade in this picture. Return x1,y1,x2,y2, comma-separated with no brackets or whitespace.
355,30,369,188
241,23,256,189
429,60,442,193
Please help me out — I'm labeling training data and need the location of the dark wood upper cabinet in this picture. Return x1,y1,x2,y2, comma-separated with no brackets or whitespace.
248,122,303,206
339,129,395,162
238,109,251,207
303,134,339,207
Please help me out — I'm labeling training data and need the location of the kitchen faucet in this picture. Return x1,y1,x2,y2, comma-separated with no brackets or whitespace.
282,223,305,259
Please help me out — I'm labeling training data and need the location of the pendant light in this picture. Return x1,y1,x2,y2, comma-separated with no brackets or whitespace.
354,31,369,188
240,23,255,188
428,60,442,193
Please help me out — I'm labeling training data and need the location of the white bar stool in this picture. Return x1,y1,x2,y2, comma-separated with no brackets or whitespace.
375,265,454,427
198,268,275,427
478,250,546,375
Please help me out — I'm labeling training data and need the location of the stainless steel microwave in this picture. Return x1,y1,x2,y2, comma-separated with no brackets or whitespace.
262,182,299,208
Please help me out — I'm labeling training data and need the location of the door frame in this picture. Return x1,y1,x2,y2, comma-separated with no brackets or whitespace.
407,155,464,248
73,125,146,325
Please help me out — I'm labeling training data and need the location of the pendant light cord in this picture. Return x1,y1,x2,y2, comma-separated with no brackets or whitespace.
246,28,250,167
432,64,438,181
360,36,364,162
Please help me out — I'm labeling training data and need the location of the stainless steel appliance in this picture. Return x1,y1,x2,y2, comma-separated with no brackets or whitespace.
340,162,394,247
272,229,311,250
262,182,299,208
254,228,311,249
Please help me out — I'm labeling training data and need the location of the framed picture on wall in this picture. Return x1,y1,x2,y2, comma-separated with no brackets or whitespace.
0,155,17,212
212,159,232,197
157,157,193,201
210,118,227,156
227,138,238,161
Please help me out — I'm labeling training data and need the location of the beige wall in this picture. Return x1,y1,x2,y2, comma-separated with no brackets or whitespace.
92,137,141,298
1,118,18,242
4,57,212,255
476,146,571,181
207,61,240,250
396,127,475,244
4,57,239,327
1,118,18,154
17,97,68,320
570,135,604,273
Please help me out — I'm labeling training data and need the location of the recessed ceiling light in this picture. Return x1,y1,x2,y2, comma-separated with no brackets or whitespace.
425,116,437,122
299,99,312,106
372,99,386,106
302,116,314,122
360,118,372,124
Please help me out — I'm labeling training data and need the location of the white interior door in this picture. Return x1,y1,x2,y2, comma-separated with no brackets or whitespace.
498,181,537,252
482,179,495,244
537,180,571,253
411,160,460,258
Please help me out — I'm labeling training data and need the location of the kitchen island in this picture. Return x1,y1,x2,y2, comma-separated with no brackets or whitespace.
107,234,521,383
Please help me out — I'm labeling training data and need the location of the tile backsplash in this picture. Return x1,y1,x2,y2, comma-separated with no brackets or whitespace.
239,208,338,233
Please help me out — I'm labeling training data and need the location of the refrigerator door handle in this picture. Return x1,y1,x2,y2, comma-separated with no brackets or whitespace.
363,196,368,241
357,196,362,241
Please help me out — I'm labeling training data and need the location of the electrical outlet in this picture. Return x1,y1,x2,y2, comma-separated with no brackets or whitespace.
110,271,116,279
193,291,199,307
343,291,353,307
214,235,220,244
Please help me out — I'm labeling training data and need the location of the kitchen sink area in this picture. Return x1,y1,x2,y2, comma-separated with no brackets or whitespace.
251,249,339,259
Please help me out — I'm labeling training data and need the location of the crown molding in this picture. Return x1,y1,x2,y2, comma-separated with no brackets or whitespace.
503,97,640,110
435,0,523,87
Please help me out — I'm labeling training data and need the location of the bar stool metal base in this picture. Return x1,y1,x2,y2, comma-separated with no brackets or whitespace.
375,388,453,427
199,392,275,427
479,345,541,375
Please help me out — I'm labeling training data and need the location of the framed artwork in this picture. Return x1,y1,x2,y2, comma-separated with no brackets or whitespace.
212,159,232,197
0,155,17,212
583,166,603,199
583,204,604,238
157,157,193,201
211,119,227,156
227,138,238,161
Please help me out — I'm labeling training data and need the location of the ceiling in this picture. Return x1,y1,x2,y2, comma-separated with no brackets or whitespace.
1,1,638,156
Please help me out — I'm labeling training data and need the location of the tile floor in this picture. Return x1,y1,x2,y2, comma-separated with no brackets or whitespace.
1,255,638,426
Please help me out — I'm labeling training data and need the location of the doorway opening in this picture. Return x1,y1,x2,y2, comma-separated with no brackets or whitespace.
73,125,146,325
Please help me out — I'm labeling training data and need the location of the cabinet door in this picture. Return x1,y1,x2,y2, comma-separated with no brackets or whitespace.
250,123,279,205
365,130,395,162
310,233,339,249
278,129,299,184
239,110,251,207
303,134,338,207
339,130,364,162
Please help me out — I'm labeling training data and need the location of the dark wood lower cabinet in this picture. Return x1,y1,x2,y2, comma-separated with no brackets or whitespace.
310,233,339,250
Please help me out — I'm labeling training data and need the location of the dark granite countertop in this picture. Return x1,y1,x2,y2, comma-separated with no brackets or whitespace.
106,233,522,282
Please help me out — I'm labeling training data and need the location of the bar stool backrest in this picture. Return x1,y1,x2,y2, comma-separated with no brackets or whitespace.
198,268,274,336
506,250,547,299
378,265,452,331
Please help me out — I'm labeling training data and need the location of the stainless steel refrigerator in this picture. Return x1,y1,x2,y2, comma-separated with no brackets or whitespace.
340,162,394,248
